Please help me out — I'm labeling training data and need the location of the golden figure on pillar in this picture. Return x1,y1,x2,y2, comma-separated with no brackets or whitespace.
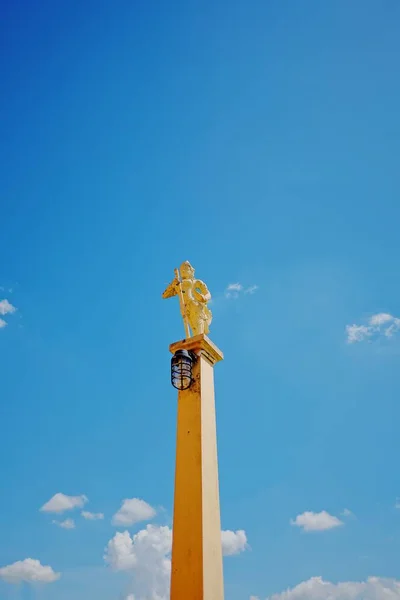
162,261,212,338
164,262,224,600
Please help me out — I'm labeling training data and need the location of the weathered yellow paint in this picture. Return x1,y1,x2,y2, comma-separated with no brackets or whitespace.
170,334,224,600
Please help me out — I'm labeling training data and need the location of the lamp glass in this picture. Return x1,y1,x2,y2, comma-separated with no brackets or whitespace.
171,350,193,390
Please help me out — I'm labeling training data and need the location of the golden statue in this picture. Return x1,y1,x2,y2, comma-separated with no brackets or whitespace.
162,261,212,338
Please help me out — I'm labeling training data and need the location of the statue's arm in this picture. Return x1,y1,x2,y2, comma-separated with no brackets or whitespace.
162,277,179,299
193,279,211,303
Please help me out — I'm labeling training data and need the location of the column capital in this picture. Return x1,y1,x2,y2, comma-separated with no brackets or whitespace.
169,334,224,366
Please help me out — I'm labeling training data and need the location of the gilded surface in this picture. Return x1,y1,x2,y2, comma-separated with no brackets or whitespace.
162,261,212,338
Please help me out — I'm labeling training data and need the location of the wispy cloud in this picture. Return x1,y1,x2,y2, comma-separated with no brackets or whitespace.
346,313,400,343
225,283,243,298
245,285,258,295
290,510,343,532
225,283,258,299
369,313,393,326
0,299,16,315
0,298,17,329
82,510,104,520
52,518,75,529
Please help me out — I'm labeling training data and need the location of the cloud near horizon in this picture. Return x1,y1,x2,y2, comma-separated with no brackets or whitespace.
251,576,400,600
104,525,172,600
105,525,248,600
0,558,60,584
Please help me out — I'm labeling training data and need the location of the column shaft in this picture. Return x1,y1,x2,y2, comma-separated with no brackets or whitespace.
170,335,224,600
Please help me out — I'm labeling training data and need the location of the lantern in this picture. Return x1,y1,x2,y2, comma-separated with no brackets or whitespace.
171,350,195,390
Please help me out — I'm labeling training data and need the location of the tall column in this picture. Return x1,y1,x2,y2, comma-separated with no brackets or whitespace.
169,334,224,600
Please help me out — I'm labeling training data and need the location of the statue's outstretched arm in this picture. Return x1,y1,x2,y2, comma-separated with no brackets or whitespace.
162,277,179,299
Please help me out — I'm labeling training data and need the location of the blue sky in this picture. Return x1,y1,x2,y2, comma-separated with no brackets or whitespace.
1,1,400,599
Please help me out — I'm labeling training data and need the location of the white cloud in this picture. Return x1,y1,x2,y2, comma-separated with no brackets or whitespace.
105,531,138,571
245,285,259,294
225,282,258,299
0,299,16,329
346,313,400,343
112,498,156,527
221,529,248,555
290,511,343,532
346,324,373,343
385,319,400,338
227,283,243,292
369,313,393,326
0,558,60,584
105,525,172,600
40,493,88,514
395,498,400,509
105,524,248,599
341,508,354,517
52,518,75,529
82,510,104,520
261,576,400,600
225,283,243,298
0,299,16,315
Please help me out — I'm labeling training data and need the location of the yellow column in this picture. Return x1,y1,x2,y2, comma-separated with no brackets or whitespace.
170,334,224,600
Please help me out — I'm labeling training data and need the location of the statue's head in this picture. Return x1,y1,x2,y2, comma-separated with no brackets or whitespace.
180,261,195,279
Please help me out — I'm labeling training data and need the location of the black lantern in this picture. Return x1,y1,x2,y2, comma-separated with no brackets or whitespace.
171,350,195,390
